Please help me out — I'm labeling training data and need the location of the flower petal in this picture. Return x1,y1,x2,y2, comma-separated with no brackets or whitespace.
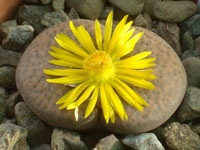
95,20,103,50
48,60,82,68
43,69,87,76
104,11,113,51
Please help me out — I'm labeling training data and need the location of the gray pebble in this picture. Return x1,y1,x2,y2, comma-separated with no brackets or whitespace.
0,66,16,89
0,97,7,123
182,50,200,60
182,31,194,52
6,91,20,117
134,13,152,29
68,8,80,20
41,0,51,4
31,144,50,150
143,0,161,17
52,0,65,11
0,86,8,98
0,19,17,36
15,102,52,146
194,36,200,55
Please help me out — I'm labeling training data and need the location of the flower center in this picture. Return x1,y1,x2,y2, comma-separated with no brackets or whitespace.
83,51,115,83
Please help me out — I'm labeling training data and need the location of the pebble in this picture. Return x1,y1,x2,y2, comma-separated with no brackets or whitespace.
177,87,200,122
31,144,50,150
52,0,65,11
198,0,200,13
0,47,22,67
182,31,194,51
6,91,20,117
0,19,17,36
1,118,17,124
68,8,80,20
180,14,200,38
109,0,143,16
122,133,165,150
41,0,51,4
99,6,114,20
51,128,88,150
0,86,8,98
183,57,200,88
182,50,200,60
191,124,200,135
0,97,7,122
156,21,182,56
134,13,152,29
143,0,161,17
18,5,52,33
2,25,34,52
94,134,124,150
0,124,30,150
0,66,16,89
163,122,200,150
153,1,198,23
194,36,200,54
65,0,105,19
14,102,52,145
41,11,69,28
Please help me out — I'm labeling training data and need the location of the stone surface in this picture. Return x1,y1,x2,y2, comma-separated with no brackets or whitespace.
0,86,8,98
1,118,17,124
182,31,194,51
0,66,16,88
156,21,182,57
66,0,105,19
18,5,52,33
180,14,200,38
16,20,187,134
68,8,80,20
0,47,22,67
122,133,165,150
183,57,200,88
52,0,65,11
51,128,88,150
2,25,34,52
15,102,52,145
191,124,200,135
99,6,114,20
6,91,20,117
177,87,200,122
0,97,7,122
163,122,200,150
109,0,143,16
153,1,198,23
182,50,200,60
143,0,161,17
134,14,152,29
41,11,69,28
94,134,124,150
0,19,17,35
31,144,50,150
0,124,30,150
41,0,51,4
194,36,200,54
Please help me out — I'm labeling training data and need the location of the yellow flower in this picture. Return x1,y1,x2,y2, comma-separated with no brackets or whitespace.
44,11,156,123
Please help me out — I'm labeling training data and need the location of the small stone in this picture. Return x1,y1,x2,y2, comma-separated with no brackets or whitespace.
2,25,34,52
1,118,17,124
0,66,16,88
66,0,105,19
194,36,200,54
18,5,52,33
182,50,200,60
143,0,161,17
6,91,20,117
177,87,200,122
156,21,182,56
182,31,194,51
52,0,65,11
163,122,200,150
109,0,143,16
0,47,22,67
134,14,152,29
15,102,52,145
99,6,114,20
191,124,200,135
51,128,88,150
180,14,200,38
183,57,200,88
153,1,198,23
0,98,7,122
0,86,8,98
68,8,80,20
0,19,17,36
94,134,124,150
0,124,30,150
31,144,50,150
23,0,40,4
122,133,165,150
41,0,51,4
41,11,69,28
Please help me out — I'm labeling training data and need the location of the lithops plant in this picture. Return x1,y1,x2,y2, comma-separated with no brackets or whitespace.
16,13,187,134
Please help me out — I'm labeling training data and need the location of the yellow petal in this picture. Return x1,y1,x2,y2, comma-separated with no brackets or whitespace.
116,74,155,89
43,69,87,76
55,34,88,58
104,11,113,51
46,75,88,84
95,20,103,50
48,60,82,68
67,84,96,110
84,86,99,118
